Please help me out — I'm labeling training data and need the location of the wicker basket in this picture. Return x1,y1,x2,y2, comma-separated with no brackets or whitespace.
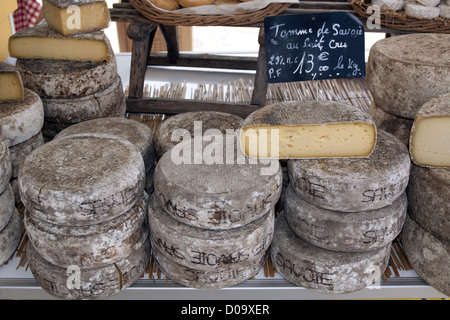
129,0,291,26
349,0,450,33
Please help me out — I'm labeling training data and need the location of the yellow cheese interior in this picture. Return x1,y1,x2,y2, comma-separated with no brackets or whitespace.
240,123,376,159
9,37,110,62
0,72,24,102
410,117,450,167
43,0,110,36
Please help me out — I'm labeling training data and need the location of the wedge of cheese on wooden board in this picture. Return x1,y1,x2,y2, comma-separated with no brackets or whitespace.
407,164,450,242
18,134,145,226
154,135,282,230
402,215,450,297
0,140,12,194
27,237,150,300
0,88,44,147
9,24,114,63
155,111,244,159
0,184,15,233
9,131,44,179
43,0,110,36
240,100,377,159
15,56,117,99
287,130,411,212
148,193,273,271
409,92,450,168
284,183,407,252
0,208,22,266
366,33,450,119
0,61,24,102
270,212,391,294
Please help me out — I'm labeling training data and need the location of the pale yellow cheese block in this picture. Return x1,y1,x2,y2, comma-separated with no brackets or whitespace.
240,100,377,159
409,92,450,168
43,0,110,36
0,62,24,103
8,24,113,63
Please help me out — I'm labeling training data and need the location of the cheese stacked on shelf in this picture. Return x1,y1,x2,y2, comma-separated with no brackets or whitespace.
239,100,410,294
149,111,282,289
19,133,150,300
370,0,449,19
8,0,126,142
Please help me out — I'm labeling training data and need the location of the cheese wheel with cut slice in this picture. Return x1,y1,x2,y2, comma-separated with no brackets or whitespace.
270,212,391,294
287,130,411,212
0,61,24,102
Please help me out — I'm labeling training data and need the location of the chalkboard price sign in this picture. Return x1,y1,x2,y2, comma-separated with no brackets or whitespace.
264,12,366,83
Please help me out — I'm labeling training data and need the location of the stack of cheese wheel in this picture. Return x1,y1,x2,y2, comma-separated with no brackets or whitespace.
239,100,411,294
8,0,125,142
19,134,150,300
149,111,282,289
366,33,450,146
0,62,45,204
402,92,450,297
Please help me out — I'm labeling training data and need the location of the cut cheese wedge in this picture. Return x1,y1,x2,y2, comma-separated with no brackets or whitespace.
8,24,113,62
409,92,450,168
43,0,110,36
0,62,24,103
240,100,376,159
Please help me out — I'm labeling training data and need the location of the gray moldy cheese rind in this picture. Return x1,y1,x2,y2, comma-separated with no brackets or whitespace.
152,246,268,290
27,237,150,300
0,208,22,266
0,140,12,193
0,184,15,232
9,131,44,179
407,164,450,242
368,102,413,146
287,130,411,212
24,192,149,269
409,92,450,168
148,193,273,271
270,212,391,294
154,136,282,230
402,215,450,297
54,117,155,173
239,100,377,159
18,134,145,226
155,111,244,159
284,184,407,253
0,88,44,147
15,56,117,99
42,76,124,124
366,33,450,119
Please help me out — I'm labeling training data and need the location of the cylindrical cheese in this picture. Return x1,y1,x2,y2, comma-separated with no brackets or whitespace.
9,131,44,178
0,184,15,232
270,212,391,294
0,208,22,266
366,33,450,119
288,130,411,212
0,140,12,194
284,183,407,252
18,134,145,226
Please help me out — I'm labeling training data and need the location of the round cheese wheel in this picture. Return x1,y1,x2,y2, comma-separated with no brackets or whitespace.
0,88,44,147
9,131,44,178
270,212,391,294
0,140,12,193
42,76,124,124
155,111,243,159
407,164,450,242
0,184,15,232
366,33,450,119
440,4,450,18
148,193,273,271
154,135,282,229
15,57,118,99
284,183,407,252
18,134,145,226
24,192,149,269
152,246,267,289
27,237,150,300
0,208,22,266
54,117,155,173
287,130,411,212
402,215,450,297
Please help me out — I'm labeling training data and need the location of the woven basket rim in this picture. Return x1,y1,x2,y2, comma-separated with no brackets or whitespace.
129,0,291,26
348,0,450,33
